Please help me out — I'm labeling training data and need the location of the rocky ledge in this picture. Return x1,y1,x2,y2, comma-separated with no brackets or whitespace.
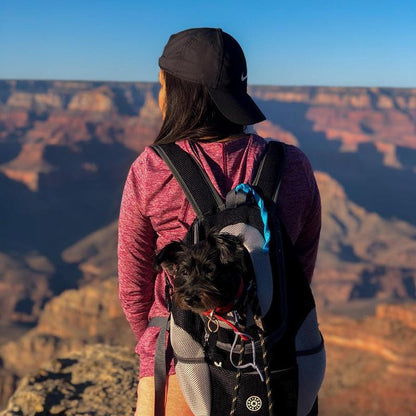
0,344,138,416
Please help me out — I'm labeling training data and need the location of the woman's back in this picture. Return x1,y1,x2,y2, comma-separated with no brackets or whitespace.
118,134,321,377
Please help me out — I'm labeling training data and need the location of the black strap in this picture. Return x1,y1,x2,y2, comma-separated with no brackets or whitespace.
253,140,286,203
152,141,285,217
148,316,170,416
152,143,224,218
253,141,289,341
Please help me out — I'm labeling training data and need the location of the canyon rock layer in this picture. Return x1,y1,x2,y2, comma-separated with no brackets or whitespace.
0,80,415,414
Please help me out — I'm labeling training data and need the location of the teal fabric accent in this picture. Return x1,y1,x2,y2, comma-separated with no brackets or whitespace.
235,183,270,252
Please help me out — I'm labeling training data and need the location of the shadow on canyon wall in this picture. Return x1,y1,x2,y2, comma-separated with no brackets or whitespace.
0,139,138,292
257,99,416,226
0,143,21,165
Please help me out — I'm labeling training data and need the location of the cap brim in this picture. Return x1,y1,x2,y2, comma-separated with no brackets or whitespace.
207,88,266,125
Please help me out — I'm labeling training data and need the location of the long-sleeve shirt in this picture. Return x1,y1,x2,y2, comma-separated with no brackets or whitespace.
118,134,321,377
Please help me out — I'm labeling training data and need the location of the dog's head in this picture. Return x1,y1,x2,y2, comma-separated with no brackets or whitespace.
155,232,246,313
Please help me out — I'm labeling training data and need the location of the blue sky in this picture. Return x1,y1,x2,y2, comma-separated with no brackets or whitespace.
1,0,415,87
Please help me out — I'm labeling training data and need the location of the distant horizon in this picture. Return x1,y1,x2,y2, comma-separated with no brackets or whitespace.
1,77,415,91
1,1,416,88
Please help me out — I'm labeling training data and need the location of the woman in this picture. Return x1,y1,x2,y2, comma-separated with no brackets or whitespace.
118,28,322,416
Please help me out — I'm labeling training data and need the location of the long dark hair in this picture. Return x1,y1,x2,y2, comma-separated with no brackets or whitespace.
154,71,245,144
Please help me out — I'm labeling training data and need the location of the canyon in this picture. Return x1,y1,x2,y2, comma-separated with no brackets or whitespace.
1,304,415,415
0,80,415,414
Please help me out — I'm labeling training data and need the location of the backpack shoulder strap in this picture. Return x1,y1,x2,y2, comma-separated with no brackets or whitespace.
148,316,170,416
253,140,286,203
152,143,224,218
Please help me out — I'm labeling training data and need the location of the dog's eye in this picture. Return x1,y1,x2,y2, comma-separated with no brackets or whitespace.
179,269,189,278
202,264,215,275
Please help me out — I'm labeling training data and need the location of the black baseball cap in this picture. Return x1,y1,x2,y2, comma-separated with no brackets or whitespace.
159,28,266,125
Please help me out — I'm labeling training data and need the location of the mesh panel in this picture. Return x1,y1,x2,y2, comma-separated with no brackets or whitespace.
221,223,264,249
171,316,211,415
171,316,205,358
221,223,273,316
295,308,321,351
295,308,325,416
297,348,325,416
176,361,211,415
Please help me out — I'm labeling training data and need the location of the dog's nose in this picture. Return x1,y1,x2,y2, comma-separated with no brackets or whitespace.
185,294,200,306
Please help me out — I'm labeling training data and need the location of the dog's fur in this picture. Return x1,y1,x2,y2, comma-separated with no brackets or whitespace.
155,232,247,313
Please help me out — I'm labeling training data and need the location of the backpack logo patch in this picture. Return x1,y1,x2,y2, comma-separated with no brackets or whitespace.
246,395,262,412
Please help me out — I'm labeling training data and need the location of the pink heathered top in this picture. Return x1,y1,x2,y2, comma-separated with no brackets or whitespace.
118,134,321,377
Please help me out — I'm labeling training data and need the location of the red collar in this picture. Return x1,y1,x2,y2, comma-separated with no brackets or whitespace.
203,276,244,316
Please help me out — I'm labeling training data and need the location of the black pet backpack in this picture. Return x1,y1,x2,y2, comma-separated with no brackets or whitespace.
149,141,325,416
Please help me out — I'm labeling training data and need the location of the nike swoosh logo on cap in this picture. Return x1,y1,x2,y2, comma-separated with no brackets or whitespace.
241,73,248,81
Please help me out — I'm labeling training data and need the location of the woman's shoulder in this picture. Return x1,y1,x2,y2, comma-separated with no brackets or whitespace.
260,137,314,173
257,139,316,193
283,142,312,166
130,145,171,176
279,142,318,194
252,134,311,166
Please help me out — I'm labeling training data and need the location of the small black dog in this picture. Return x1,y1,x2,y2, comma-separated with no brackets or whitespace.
155,232,247,313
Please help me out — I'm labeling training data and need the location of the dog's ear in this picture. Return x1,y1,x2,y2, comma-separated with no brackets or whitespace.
155,241,185,274
208,232,245,265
